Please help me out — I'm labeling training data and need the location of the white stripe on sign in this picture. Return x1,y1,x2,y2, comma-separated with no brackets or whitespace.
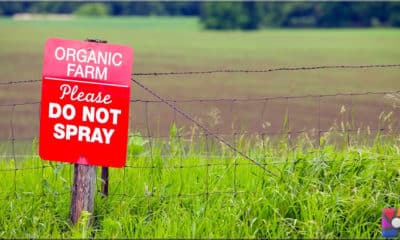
44,77,129,88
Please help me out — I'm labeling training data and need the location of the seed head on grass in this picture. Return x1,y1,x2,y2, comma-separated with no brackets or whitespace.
385,93,400,108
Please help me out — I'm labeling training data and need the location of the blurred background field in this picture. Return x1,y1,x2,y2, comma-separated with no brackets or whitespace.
0,2,400,238
1,16,399,141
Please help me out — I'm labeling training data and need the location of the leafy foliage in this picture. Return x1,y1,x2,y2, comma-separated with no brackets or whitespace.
1,2,400,28
74,3,109,17
200,2,262,30
200,2,400,30
0,127,399,237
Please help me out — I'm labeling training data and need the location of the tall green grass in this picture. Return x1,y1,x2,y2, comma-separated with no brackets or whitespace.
0,120,399,238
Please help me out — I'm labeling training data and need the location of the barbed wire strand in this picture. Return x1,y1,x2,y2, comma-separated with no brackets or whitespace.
132,64,400,76
0,79,41,85
130,90,400,103
0,126,394,143
1,90,399,108
1,63,399,201
131,78,276,176
1,63,400,86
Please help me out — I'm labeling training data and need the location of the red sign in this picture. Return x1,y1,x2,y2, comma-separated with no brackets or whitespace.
39,38,133,168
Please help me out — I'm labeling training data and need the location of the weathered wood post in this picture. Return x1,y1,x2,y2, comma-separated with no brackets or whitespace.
69,39,109,224
90,39,109,198
70,161,97,224
90,39,110,199
101,166,109,197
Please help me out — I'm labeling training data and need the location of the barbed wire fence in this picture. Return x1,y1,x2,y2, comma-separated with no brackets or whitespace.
0,64,399,204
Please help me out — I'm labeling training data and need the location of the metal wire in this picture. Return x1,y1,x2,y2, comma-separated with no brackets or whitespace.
1,63,399,85
0,63,399,201
132,64,400,76
1,90,398,107
132,78,276,176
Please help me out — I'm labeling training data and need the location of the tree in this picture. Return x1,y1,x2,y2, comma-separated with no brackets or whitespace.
0,2,27,16
163,2,201,16
388,3,400,27
200,2,262,30
0,1,399,28
74,3,109,17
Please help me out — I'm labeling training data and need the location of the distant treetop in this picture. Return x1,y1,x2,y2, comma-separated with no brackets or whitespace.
0,2,399,29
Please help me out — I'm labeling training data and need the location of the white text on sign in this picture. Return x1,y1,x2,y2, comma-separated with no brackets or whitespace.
59,84,112,104
54,47,123,81
49,103,121,144
48,82,123,144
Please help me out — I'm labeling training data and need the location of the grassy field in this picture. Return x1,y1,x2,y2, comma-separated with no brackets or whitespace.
0,127,400,238
0,17,400,238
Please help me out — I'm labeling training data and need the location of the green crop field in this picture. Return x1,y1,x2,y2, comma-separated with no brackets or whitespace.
0,16,400,238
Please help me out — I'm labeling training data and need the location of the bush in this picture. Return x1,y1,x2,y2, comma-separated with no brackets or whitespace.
389,13,400,27
200,2,262,30
74,3,109,17
388,3,400,27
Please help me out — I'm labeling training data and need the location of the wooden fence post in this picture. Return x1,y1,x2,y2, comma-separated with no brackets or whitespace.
101,166,109,197
70,162,97,224
94,38,109,198
69,38,109,225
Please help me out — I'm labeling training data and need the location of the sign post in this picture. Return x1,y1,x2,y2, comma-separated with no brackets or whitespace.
101,166,109,197
83,39,110,199
70,163,96,224
39,38,133,224
70,39,106,225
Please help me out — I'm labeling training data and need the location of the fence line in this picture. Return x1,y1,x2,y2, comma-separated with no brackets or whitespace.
0,63,399,203
133,90,400,102
1,63,399,86
0,90,399,107
132,64,400,76
0,127,394,142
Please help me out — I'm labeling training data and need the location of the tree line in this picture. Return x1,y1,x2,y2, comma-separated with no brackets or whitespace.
1,1,399,29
